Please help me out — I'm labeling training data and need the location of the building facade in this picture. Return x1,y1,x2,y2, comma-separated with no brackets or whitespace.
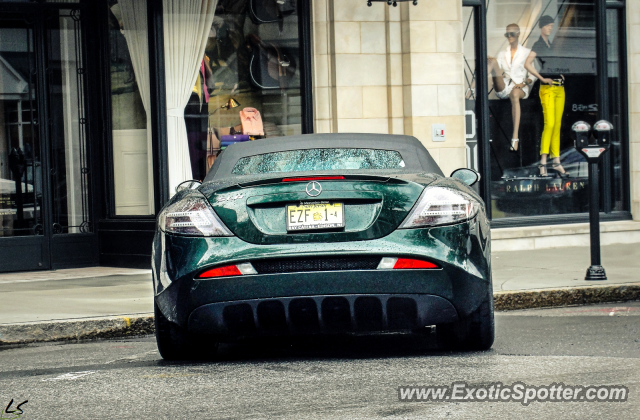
0,0,636,272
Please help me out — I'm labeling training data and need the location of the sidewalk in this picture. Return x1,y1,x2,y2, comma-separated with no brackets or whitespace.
1,244,639,344
0,267,153,325
492,242,640,291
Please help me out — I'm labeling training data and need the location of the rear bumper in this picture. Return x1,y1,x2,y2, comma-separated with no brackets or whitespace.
152,221,491,334
188,294,458,336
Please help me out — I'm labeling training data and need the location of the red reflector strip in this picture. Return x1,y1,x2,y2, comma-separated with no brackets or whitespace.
197,265,242,278
282,176,345,182
393,258,439,269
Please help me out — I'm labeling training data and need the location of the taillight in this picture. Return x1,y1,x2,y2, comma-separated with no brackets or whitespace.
282,176,345,182
197,263,257,279
377,257,439,269
158,195,233,237
399,186,480,228
393,258,439,269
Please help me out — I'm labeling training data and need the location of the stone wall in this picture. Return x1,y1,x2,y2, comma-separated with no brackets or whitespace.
312,0,466,176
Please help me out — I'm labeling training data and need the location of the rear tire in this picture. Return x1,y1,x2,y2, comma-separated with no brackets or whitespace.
154,302,218,360
436,292,495,351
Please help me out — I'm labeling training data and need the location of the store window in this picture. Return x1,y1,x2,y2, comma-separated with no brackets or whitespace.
486,0,613,219
108,0,154,216
162,0,302,193
0,17,40,237
606,7,625,213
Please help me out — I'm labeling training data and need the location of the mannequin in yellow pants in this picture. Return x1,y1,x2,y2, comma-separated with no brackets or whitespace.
524,16,570,177
539,83,565,171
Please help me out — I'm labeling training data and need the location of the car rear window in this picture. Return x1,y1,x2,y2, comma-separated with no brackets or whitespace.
231,148,406,175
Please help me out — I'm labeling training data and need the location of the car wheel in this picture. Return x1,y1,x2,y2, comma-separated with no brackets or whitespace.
154,302,218,360
436,292,495,351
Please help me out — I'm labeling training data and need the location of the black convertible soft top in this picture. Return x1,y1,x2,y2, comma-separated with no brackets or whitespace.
204,133,443,181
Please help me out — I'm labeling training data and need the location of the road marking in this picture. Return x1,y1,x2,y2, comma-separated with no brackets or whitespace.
142,373,200,379
42,371,96,381
106,350,157,364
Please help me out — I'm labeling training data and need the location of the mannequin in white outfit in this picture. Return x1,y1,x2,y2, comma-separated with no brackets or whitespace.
488,24,537,152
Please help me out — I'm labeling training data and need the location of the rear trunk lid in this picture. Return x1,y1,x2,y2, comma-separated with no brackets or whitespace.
205,175,427,244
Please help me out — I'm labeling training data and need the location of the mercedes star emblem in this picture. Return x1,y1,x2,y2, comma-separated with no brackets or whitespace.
305,181,322,197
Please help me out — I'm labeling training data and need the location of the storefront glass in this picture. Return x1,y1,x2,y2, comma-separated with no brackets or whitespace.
0,17,41,237
108,0,154,216
485,0,613,219
606,8,625,212
47,8,93,234
1,7,91,236
162,0,302,192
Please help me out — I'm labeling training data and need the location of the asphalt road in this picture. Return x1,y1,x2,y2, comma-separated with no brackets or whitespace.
1,302,639,419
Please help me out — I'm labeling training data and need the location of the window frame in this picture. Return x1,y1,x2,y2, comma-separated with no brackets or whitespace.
465,0,631,227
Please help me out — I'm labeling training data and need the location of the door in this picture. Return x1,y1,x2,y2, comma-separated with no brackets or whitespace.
0,6,97,272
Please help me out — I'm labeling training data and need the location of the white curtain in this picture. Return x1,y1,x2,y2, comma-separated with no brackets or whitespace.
119,0,155,214
163,0,218,194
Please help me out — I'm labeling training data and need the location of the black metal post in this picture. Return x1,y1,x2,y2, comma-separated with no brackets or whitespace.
586,161,606,280
595,0,611,213
476,0,491,219
148,0,170,211
298,0,314,134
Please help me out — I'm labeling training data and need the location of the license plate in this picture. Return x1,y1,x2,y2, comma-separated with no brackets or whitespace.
286,202,344,231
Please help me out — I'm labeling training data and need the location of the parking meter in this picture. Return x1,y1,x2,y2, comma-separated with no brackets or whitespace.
573,120,611,164
571,121,591,150
571,120,613,281
593,120,613,148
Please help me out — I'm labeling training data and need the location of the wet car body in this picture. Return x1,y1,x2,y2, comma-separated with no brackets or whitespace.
152,134,494,359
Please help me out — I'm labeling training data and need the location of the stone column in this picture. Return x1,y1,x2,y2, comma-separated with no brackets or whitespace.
331,0,390,134
400,0,465,176
628,0,640,220
312,0,333,133
311,0,466,176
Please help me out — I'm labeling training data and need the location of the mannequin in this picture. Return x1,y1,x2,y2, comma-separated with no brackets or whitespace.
488,24,536,152
524,15,570,178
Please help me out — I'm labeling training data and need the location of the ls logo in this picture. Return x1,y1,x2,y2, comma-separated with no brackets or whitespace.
2,399,28,419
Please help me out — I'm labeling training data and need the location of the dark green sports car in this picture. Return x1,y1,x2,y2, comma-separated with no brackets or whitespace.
152,134,493,359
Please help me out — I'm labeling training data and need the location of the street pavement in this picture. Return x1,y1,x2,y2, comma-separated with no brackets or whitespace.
0,302,638,419
1,243,639,325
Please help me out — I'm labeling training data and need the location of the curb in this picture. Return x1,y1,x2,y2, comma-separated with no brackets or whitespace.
1,284,639,345
0,315,154,346
493,283,640,311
